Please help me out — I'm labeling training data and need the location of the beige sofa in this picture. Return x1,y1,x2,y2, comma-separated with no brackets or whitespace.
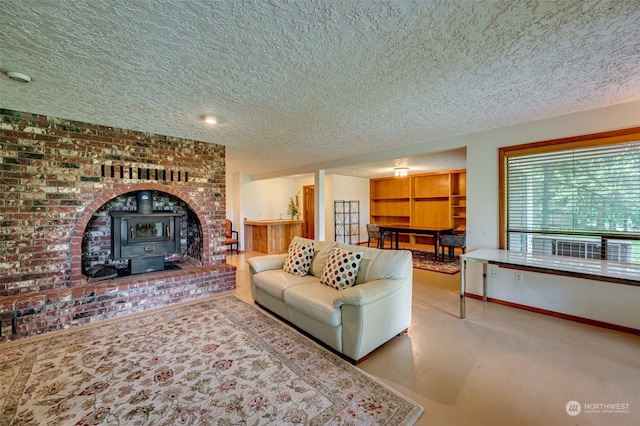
247,236,413,363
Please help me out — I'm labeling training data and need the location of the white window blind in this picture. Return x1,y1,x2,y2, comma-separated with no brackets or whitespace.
505,141,640,263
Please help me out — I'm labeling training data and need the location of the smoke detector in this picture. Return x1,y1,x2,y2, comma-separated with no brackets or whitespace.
5,71,32,83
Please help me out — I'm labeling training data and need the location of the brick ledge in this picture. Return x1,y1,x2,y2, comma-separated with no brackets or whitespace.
0,263,236,343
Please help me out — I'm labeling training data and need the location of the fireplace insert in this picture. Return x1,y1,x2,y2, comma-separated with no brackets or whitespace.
109,191,182,274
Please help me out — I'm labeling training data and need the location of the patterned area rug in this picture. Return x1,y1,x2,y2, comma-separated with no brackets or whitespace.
410,248,461,274
0,295,423,425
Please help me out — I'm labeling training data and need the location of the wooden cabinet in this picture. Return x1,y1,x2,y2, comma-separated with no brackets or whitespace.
412,173,450,198
244,219,303,253
370,170,466,245
370,177,410,225
411,173,450,229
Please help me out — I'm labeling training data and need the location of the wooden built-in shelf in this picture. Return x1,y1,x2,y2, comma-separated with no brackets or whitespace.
370,169,466,246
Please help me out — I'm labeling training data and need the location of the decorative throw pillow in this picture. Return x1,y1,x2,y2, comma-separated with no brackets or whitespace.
283,241,315,276
320,248,363,290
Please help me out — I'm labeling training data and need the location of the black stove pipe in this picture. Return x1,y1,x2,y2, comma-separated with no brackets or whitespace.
137,190,153,214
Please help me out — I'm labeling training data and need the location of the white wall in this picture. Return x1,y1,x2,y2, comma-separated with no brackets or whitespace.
232,173,371,246
242,177,299,220
329,175,371,243
460,101,640,330
464,101,640,296
227,176,299,250
225,172,241,231
487,264,640,329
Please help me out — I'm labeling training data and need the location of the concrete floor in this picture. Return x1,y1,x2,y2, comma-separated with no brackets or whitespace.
229,251,640,426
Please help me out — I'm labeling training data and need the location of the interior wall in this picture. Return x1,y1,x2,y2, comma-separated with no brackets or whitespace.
463,100,640,296
242,178,298,220
487,264,639,329
236,174,370,245
330,175,370,243
238,177,309,250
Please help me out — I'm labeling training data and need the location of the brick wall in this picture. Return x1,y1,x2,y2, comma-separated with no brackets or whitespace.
0,109,236,342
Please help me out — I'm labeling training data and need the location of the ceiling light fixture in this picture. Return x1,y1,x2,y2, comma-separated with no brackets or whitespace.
5,71,31,83
394,167,409,177
202,115,217,125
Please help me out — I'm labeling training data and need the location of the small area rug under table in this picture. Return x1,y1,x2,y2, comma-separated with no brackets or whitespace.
409,248,461,274
0,295,423,425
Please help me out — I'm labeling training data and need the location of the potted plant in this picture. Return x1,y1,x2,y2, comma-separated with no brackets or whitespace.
288,192,301,220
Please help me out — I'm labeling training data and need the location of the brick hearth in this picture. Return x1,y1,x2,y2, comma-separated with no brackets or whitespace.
0,109,236,342
0,263,235,341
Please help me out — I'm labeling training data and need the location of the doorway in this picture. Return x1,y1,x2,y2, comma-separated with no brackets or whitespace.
303,185,315,239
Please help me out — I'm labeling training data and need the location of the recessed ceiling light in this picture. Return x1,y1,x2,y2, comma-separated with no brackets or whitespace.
202,115,217,125
5,71,31,83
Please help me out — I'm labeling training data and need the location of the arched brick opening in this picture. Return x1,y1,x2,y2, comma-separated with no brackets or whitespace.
0,109,233,343
70,183,212,282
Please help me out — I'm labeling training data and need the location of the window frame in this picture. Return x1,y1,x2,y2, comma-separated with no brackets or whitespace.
498,127,640,254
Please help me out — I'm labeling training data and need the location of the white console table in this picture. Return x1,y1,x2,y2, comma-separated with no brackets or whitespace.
459,248,640,319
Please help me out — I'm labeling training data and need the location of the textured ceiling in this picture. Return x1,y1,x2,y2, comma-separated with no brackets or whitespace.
2,0,639,179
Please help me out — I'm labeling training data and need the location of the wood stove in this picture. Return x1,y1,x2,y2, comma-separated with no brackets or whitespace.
110,191,182,275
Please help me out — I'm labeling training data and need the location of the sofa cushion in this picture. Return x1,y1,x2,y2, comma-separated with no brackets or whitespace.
253,269,319,301
283,282,342,327
283,240,314,276
320,248,363,290
335,243,378,284
290,236,337,277
358,248,412,283
335,243,412,284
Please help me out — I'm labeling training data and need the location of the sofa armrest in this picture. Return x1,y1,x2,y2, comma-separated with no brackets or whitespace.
247,254,287,273
336,278,404,306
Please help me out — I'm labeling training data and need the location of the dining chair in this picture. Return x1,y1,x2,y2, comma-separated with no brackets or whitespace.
440,230,466,259
366,224,392,249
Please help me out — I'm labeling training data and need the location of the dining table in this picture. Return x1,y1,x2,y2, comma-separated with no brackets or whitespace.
378,224,455,261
